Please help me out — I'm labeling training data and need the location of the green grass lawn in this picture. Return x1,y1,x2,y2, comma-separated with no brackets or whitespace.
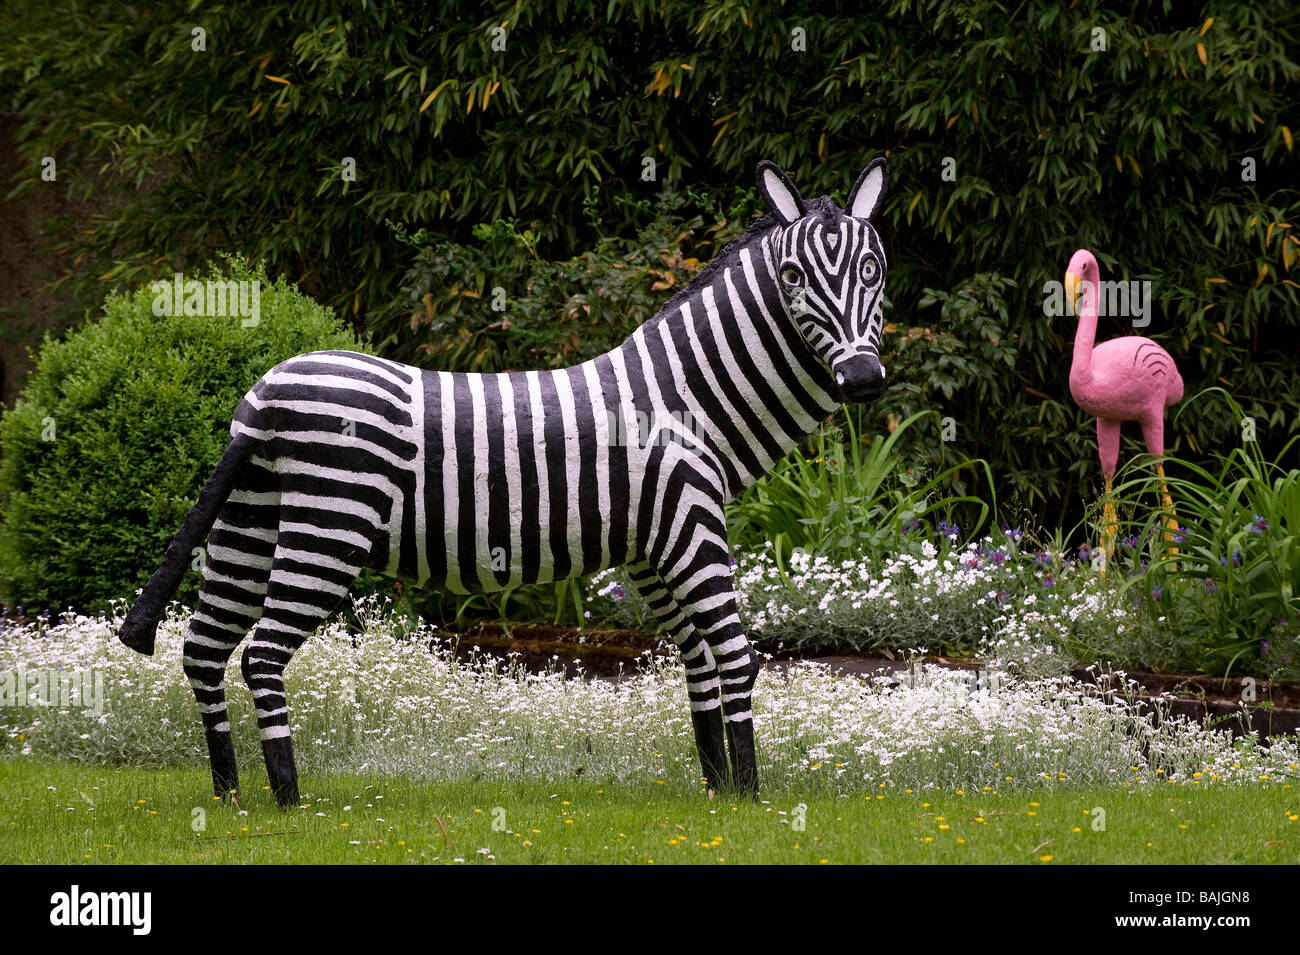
2,757,1297,864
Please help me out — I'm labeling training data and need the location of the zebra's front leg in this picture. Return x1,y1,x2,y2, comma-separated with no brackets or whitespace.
720,643,761,793
644,524,761,792
625,561,728,791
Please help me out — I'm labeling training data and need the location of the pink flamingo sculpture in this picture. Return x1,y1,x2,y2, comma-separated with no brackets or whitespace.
1064,249,1183,561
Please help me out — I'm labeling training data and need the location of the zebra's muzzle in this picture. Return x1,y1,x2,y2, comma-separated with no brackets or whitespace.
834,354,887,403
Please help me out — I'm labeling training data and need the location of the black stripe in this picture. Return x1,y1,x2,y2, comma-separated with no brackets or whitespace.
452,374,480,592
595,355,630,565
277,358,410,402
422,371,447,589
314,350,413,384
538,372,571,579
567,365,603,575
483,374,511,587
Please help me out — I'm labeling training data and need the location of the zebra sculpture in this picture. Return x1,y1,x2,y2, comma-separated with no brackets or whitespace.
119,158,891,806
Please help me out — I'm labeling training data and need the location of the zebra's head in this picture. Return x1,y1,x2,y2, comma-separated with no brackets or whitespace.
756,159,890,403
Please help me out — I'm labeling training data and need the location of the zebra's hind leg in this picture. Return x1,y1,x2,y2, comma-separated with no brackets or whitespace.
625,560,728,792
183,485,278,802
240,537,368,808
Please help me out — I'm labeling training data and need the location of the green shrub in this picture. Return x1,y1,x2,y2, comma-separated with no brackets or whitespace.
0,257,369,615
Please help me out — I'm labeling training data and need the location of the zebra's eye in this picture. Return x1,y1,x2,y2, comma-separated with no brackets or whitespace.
780,264,804,287
859,254,881,286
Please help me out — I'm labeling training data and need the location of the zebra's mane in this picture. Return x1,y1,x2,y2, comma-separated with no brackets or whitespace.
649,195,845,326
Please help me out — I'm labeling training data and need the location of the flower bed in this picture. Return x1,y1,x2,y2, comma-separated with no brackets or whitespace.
2,607,1297,793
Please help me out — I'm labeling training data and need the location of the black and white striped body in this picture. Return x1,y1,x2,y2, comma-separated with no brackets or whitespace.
133,158,892,802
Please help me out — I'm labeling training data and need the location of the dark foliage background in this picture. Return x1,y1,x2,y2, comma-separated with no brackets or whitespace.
1,0,1297,577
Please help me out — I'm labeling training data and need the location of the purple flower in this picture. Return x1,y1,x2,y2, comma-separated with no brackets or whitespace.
1150,585,1165,601
1041,574,1056,588
1251,515,1270,534
1203,578,1218,595
900,518,922,536
936,520,960,540
1121,534,1140,551
1001,525,1023,543
990,550,1007,565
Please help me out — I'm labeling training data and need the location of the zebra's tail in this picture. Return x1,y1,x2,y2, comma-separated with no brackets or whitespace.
118,430,259,656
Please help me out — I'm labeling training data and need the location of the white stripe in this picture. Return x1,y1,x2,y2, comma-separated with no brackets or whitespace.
526,371,551,578
440,372,463,592
499,374,523,588
581,359,612,570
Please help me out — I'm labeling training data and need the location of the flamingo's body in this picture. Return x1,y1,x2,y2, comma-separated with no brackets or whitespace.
1065,249,1183,558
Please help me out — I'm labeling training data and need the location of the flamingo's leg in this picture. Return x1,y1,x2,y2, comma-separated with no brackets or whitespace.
1096,418,1121,568
1101,474,1118,570
1155,462,1179,553
1141,416,1179,552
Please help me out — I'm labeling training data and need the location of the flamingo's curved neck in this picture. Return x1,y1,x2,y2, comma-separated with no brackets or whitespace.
1070,277,1098,392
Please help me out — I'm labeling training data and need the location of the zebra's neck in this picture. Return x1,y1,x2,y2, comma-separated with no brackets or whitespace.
615,230,841,500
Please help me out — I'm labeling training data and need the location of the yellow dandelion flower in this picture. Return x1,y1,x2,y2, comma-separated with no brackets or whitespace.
1040,855,1053,862
939,824,950,830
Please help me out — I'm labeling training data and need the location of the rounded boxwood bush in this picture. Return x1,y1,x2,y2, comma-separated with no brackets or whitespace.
0,256,370,615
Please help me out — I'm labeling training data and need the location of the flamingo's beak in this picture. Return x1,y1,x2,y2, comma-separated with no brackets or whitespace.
1064,270,1083,316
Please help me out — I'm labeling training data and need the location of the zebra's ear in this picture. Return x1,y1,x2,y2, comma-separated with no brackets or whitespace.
846,158,888,221
756,161,806,226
